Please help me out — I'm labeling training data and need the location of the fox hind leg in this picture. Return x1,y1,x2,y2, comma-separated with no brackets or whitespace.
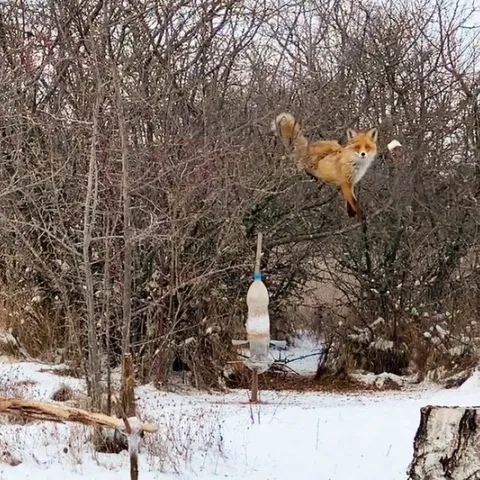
346,200,365,220
346,200,356,218
340,183,364,220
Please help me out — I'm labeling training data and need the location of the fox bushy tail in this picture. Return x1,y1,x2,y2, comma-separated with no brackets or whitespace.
272,113,309,162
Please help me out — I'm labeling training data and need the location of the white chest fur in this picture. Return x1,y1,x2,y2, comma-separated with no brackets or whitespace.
352,154,375,185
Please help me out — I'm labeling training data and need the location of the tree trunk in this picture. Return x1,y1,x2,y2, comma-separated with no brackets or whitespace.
109,24,133,360
83,78,103,409
408,406,480,480
110,45,135,419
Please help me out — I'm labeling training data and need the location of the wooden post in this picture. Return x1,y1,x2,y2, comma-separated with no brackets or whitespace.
251,370,259,403
254,232,262,275
121,353,136,418
131,449,138,480
123,416,142,480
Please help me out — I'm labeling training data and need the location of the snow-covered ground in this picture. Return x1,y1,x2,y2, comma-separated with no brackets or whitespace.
0,350,479,480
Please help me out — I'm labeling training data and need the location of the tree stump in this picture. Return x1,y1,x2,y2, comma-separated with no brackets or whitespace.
408,405,480,480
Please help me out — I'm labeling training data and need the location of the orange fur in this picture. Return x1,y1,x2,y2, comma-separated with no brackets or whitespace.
273,113,378,219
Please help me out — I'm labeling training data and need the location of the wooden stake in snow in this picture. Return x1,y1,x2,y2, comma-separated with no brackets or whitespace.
408,405,480,480
123,416,143,480
245,233,272,402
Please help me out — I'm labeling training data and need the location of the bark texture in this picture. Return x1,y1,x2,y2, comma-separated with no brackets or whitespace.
0,397,157,433
408,405,480,480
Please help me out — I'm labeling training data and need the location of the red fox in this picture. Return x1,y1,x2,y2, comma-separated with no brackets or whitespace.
272,112,379,219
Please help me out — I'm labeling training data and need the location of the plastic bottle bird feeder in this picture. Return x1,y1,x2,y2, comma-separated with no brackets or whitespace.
244,236,272,375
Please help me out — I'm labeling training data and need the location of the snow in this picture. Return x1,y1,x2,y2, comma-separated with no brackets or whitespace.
450,368,480,395
351,371,408,388
1,353,479,480
387,139,402,151
272,333,324,375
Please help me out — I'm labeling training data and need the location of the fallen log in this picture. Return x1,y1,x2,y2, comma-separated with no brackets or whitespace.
0,397,158,433
408,405,480,480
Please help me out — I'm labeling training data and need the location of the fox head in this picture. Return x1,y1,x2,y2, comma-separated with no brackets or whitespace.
346,128,378,159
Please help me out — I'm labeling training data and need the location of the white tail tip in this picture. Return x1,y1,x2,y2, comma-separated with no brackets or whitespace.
387,139,402,151
271,112,295,132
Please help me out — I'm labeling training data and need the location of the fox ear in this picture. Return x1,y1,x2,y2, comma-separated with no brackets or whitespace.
367,127,378,142
346,129,357,142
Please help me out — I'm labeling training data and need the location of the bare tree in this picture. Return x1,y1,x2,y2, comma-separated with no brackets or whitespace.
0,0,479,389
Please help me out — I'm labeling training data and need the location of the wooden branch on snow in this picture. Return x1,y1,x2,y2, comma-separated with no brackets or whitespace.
0,397,158,434
408,405,480,480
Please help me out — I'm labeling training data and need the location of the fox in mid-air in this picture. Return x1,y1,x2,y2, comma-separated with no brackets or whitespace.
272,112,379,220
